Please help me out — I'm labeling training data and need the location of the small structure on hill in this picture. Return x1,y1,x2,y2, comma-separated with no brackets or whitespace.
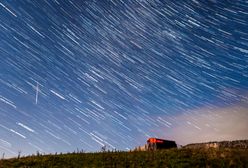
147,138,177,150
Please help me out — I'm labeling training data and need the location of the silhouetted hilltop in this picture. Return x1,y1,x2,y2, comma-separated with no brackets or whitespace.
0,140,248,167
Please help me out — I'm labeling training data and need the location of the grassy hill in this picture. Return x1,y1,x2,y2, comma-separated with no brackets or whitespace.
0,148,248,168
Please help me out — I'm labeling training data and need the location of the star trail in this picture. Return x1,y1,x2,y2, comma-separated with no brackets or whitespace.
0,0,248,158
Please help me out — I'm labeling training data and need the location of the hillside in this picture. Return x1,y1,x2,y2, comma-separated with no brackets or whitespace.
0,148,248,168
184,140,248,149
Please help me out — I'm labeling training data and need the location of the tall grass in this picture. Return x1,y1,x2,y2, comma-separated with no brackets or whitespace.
0,148,247,168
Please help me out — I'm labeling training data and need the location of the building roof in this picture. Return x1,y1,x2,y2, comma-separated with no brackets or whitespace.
147,138,176,143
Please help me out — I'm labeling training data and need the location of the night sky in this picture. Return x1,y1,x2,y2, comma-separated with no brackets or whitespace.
1,0,248,158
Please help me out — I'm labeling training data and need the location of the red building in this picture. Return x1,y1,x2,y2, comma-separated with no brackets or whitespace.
147,138,177,150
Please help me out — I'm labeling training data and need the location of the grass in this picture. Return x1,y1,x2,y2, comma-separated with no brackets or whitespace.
0,148,247,168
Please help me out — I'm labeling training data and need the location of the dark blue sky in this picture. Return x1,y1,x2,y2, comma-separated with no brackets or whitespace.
0,0,248,157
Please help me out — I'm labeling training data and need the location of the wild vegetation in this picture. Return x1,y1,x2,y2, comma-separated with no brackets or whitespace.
0,148,247,168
